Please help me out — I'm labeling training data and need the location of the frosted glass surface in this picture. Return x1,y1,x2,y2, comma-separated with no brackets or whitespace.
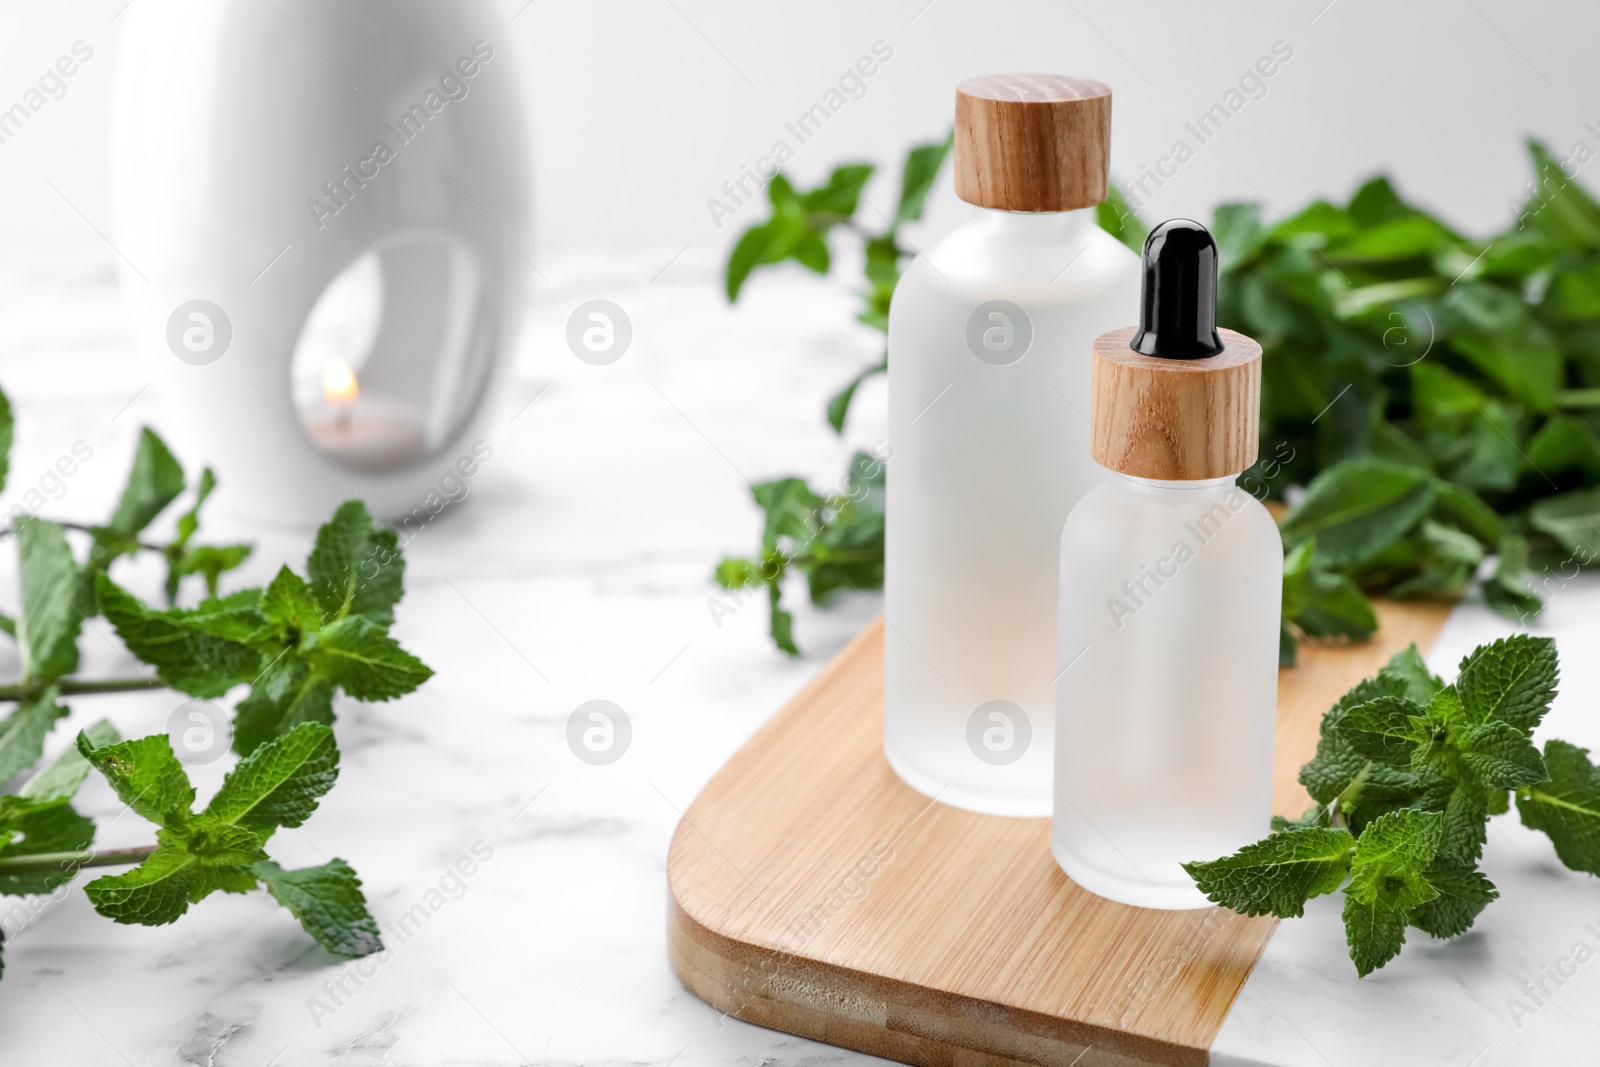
1053,475,1282,908
884,207,1142,816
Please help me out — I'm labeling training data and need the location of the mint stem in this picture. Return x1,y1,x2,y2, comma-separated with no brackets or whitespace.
0,677,166,701
0,520,163,551
0,845,158,876
1558,388,1600,409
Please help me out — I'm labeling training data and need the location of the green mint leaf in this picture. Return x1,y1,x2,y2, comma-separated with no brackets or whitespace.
1527,417,1600,482
82,840,256,925
0,384,13,496
163,468,234,603
255,858,383,957
306,500,404,625
1286,562,1378,640
183,589,269,644
1527,486,1600,557
1299,676,1431,829
77,731,195,827
167,543,252,603
791,230,830,274
109,428,186,536
1341,809,1444,975
1272,805,1333,831
1482,535,1543,623
1378,645,1445,705
186,864,261,900
1429,480,1504,546
826,357,886,434
262,565,324,632
233,660,334,756
1517,740,1600,875
0,803,95,896
1183,826,1355,918
310,616,432,700
893,132,952,226
1421,684,1465,730
203,722,338,834
1408,859,1498,939
0,687,68,785
173,467,215,550
15,518,82,682
162,815,268,867
84,842,196,925
1410,361,1524,493
1379,521,1483,600
1342,894,1411,978
725,216,790,302
1456,634,1558,734
1436,780,1493,865
724,175,808,302
768,583,798,657
1344,808,1444,900
801,163,874,218
18,719,118,805
96,574,264,698
1335,695,1429,766
863,234,899,288
712,556,764,590
1525,140,1600,250
752,477,822,554
1279,460,1435,566
1455,720,1548,791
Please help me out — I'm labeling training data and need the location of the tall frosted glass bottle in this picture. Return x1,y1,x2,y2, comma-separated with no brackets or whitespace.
885,76,1141,816
1053,220,1282,908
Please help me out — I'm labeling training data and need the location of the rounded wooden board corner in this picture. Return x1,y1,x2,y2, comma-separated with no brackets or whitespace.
667,601,1455,1067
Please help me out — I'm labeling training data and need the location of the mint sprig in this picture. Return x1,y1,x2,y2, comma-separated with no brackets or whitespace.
95,499,431,752
0,407,426,982
712,451,885,655
717,140,1600,658
1516,739,1600,875
724,133,953,435
1190,634,1595,976
74,723,377,950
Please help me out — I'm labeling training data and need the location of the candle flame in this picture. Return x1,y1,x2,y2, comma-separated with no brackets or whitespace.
322,356,359,406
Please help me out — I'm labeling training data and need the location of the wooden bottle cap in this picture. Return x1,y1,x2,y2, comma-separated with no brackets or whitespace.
1090,326,1262,480
954,75,1112,212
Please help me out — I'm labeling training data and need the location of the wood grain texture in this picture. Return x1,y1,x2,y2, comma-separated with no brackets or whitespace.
1091,326,1262,481
667,600,1454,1067
954,75,1111,212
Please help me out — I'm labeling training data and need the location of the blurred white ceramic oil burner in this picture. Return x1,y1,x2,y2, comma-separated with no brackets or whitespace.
110,0,530,524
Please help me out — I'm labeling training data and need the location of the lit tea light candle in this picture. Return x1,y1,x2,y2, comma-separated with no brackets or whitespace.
305,355,427,473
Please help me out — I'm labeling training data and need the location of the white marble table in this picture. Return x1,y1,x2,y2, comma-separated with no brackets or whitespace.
0,238,1595,1066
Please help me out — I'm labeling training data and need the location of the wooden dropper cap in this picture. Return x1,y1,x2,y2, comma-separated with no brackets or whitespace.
1090,220,1262,480
954,75,1111,212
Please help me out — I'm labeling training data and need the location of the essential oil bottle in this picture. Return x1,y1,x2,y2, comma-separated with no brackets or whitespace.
1052,220,1282,908
884,75,1142,817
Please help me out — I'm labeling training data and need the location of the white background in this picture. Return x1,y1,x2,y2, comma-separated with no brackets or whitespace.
1,0,1598,258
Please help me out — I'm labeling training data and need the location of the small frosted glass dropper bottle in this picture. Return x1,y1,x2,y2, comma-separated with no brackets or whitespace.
885,75,1142,816
1052,220,1282,909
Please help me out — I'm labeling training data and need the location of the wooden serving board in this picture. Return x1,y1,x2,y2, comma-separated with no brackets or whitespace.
667,603,1453,1067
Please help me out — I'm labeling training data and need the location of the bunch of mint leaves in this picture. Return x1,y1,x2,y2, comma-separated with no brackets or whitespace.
1185,634,1597,976
716,137,1600,660
0,389,431,980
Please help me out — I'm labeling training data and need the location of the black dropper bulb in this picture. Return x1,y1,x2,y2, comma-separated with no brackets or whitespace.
1129,219,1224,360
